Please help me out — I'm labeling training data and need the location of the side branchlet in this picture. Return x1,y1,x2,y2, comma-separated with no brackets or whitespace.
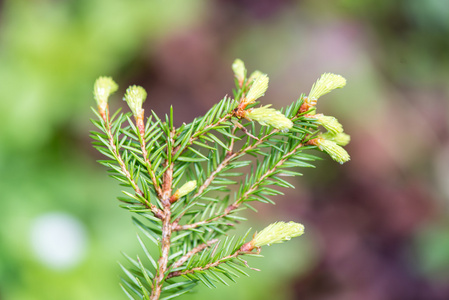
170,180,197,203
232,58,246,88
241,221,305,252
124,85,147,132
240,73,269,108
245,105,293,132
307,137,351,164
320,132,351,146
300,72,346,113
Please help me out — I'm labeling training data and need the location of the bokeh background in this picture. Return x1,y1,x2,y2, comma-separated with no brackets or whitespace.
1,0,449,299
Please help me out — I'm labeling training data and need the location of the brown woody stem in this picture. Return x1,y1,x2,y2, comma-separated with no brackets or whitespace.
150,208,172,300
150,128,176,299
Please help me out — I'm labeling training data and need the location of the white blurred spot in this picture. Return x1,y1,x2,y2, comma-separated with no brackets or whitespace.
30,212,88,270
434,145,449,201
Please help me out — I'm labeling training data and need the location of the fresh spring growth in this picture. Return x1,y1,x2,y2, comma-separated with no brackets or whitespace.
320,132,351,146
308,73,346,101
248,70,264,83
93,76,118,117
300,73,346,114
124,85,147,118
246,105,293,132
232,59,246,86
310,137,350,164
313,114,343,135
241,73,269,107
171,180,197,202
252,221,305,248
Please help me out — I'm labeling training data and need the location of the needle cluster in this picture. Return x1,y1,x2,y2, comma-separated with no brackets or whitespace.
90,59,350,300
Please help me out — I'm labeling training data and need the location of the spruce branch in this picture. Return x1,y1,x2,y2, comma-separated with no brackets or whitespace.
90,59,350,300
173,140,306,232
170,239,219,270
166,247,248,280
136,119,163,198
187,112,234,146
96,108,164,219
166,231,257,283
171,127,280,231
171,109,313,232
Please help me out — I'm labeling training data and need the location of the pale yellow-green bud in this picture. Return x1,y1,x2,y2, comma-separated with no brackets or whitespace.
172,180,197,200
320,132,351,146
252,221,305,247
246,105,293,132
242,74,269,106
248,70,264,83
314,114,343,135
314,137,350,164
124,85,147,117
308,73,346,101
94,76,118,108
232,59,246,84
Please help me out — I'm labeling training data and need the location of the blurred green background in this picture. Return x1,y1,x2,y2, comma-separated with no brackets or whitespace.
1,0,449,299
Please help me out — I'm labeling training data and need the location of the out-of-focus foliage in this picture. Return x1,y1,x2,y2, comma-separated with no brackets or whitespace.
0,0,203,151
0,1,204,300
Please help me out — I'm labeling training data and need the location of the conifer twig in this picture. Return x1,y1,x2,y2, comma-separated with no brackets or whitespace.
188,113,233,145
170,239,219,270
172,128,281,231
102,112,164,219
137,125,163,198
166,246,251,279
173,141,303,231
